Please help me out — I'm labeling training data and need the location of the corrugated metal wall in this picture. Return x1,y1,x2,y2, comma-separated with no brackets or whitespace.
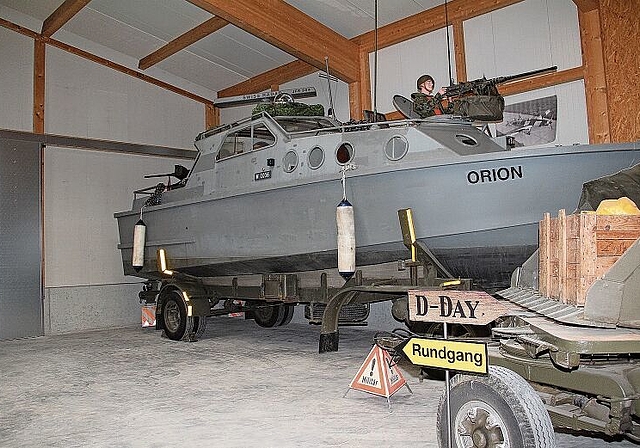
0,138,42,339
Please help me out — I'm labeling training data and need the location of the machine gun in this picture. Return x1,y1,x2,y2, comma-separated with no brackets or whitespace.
444,66,557,98
425,66,557,122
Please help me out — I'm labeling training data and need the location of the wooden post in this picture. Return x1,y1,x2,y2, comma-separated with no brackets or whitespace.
205,103,219,130
452,20,466,83
33,38,46,134
577,6,610,143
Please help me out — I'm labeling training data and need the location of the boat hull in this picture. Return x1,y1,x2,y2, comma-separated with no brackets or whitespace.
116,143,640,289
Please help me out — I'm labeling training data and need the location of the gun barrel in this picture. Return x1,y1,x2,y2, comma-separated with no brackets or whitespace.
496,66,557,84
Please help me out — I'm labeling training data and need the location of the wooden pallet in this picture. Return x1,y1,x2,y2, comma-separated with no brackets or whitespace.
539,210,640,305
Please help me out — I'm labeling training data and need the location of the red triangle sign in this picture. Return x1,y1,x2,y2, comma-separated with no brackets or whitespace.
348,345,407,398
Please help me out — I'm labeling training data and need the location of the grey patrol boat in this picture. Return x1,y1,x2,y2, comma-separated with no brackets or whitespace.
115,105,640,289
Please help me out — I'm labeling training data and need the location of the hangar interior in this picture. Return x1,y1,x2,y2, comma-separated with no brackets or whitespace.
0,0,639,446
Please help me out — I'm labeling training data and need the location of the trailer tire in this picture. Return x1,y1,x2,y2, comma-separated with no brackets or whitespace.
193,315,208,339
278,304,295,326
437,366,555,448
161,289,195,341
253,303,286,328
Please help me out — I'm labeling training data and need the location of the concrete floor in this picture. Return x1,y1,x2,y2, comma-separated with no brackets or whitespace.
0,316,637,448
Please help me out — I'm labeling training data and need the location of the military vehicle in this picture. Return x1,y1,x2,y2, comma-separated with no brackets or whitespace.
381,188,640,445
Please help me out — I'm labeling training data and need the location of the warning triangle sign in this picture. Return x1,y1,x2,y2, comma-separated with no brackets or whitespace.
348,345,407,398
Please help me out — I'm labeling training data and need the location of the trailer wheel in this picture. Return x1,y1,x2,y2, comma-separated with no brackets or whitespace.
162,290,195,341
253,304,286,328
193,315,208,339
278,304,295,326
437,366,555,448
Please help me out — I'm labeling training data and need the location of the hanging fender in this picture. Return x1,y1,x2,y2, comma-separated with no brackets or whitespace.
336,199,356,280
132,219,146,272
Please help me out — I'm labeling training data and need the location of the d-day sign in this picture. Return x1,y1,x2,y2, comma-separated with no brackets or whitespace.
407,290,508,325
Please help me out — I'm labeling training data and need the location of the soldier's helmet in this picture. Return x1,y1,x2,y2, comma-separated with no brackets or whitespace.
416,74,435,90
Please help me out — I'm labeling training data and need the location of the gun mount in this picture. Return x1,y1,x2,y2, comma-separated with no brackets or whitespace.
444,66,557,98
412,66,557,121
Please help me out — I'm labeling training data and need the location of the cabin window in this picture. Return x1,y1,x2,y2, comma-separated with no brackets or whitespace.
217,123,276,161
455,134,478,147
308,146,325,169
335,142,354,165
384,136,408,161
283,150,298,173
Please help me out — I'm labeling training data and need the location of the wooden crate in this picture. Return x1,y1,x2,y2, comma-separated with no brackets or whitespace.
539,210,640,305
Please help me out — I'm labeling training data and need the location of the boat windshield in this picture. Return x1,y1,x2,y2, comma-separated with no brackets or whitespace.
273,117,338,133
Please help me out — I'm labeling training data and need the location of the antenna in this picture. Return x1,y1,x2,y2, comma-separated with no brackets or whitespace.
373,0,379,121
324,56,336,120
444,0,454,85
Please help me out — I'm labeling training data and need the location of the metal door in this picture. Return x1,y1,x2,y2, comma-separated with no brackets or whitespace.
0,138,42,339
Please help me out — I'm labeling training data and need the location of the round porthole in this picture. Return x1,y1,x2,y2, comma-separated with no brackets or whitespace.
283,150,298,172
336,142,354,165
455,134,478,146
384,135,409,161
308,146,325,169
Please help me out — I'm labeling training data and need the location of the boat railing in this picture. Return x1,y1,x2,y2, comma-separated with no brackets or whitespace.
195,110,473,142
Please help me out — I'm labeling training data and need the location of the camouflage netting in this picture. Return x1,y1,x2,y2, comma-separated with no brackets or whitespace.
253,102,325,117
577,163,640,211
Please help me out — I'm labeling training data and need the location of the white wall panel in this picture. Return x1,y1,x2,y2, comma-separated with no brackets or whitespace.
465,0,581,78
370,27,456,115
547,0,582,69
46,46,203,149
0,27,33,131
44,146,189,287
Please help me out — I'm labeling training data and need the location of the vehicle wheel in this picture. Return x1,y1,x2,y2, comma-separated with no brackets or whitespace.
253,304,285,328
437,366,555,448
162,290,195,341
193,315,208,339
278,304,295,326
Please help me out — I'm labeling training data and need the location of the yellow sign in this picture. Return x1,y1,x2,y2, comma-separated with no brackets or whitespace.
402,337,488,374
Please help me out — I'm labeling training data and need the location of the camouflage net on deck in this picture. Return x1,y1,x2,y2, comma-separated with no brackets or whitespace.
252,102,325,117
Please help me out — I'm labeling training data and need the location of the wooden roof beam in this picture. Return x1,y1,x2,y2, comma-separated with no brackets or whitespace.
572,0,599,12
218,60,315,98
221,0,524,97
139,16,228,70
186,0,359,83
41,0,92,37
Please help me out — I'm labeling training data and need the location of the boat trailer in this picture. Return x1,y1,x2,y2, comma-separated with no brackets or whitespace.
142,208,470,350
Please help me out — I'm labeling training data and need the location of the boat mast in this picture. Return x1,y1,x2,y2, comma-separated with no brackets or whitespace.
444,0,454,85
324,57,336,121
373,0,379,121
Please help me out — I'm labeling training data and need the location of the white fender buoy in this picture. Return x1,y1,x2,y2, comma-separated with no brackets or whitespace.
337,199,356,280
132,219,146,272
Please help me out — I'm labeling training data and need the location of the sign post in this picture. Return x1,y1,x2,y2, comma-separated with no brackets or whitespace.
403,290,508,447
